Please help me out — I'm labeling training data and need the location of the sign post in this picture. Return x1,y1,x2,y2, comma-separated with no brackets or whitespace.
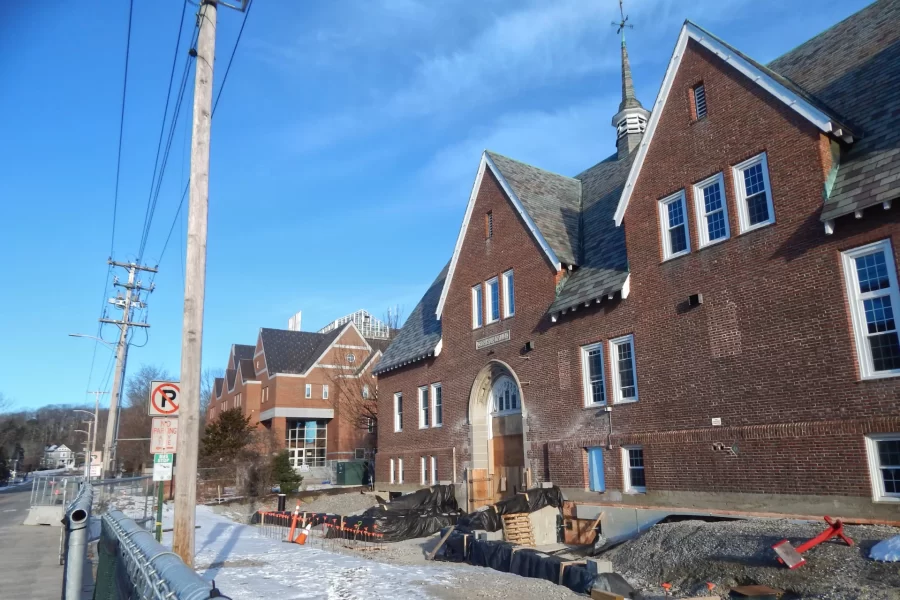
148,381,178,544
153,453,174,542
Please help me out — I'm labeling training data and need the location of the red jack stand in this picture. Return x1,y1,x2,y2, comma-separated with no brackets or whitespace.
772,516,853,569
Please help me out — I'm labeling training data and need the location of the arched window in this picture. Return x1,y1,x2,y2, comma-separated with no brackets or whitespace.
491,376,520,415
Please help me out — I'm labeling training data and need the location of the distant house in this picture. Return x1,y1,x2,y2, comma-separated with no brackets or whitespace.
42,445,75,470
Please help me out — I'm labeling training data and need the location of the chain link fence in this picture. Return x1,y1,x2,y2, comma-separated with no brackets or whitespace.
30,474,82,507
92,475,155,526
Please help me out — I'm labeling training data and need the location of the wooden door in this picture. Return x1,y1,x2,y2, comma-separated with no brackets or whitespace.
468,468,493,511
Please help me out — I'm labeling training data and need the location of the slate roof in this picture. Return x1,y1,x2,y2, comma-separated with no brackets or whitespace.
548,153,634,315
373,263,449,375
487,152,583,266
231,344,255,368
766,0,900,220
259,327,344,375
225,368,237,391
238,358,257,383
214,377,224,397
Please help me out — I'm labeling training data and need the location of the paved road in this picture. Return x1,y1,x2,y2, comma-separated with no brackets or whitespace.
0,484,65,599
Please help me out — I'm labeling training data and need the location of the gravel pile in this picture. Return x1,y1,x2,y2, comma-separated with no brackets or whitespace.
601,518,900,599
295,491,380,516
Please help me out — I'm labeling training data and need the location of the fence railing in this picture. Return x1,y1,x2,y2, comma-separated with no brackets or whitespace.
31,475,82,507
94,509,222,600
61,482,94,600
92,475,155,526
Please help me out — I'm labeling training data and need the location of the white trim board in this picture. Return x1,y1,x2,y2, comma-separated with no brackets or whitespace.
613,21,853,227
436,151,562,319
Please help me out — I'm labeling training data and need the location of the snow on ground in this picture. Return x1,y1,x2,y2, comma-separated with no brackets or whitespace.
160,505,458,600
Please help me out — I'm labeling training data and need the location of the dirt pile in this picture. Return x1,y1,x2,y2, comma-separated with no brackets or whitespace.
601,518,900,599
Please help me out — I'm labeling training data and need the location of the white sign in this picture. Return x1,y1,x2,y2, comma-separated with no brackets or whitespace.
90,465,102,478
153,453,173,482
90,451,103,466
475,330,510,350
150,418,178,454
149,381,181,416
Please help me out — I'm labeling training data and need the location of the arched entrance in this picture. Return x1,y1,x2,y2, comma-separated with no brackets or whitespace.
467,361,527,510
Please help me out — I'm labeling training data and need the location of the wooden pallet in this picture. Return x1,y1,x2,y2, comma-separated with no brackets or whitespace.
501,512,535,547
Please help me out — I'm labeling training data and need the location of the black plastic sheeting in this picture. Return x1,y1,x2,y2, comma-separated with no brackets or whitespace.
456,485,564,532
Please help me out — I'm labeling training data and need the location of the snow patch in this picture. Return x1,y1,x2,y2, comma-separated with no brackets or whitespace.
870,535,900,562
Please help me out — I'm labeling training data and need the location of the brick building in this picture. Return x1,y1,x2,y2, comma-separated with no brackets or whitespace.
207,320,388,479
373,0,900,520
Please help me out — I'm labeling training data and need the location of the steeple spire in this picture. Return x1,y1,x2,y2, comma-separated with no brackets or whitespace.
610,0,649,160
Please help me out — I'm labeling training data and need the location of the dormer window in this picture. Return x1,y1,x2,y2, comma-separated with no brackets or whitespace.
692,83,707,120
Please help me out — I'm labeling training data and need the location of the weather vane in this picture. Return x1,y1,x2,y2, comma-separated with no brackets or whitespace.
612,0,633,42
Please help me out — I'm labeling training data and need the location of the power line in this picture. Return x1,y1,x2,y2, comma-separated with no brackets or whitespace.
110,0,135,258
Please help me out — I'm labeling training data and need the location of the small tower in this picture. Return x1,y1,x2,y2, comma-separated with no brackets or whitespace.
611,2,650,160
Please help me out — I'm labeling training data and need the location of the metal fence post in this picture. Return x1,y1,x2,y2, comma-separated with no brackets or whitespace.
63,483,93,600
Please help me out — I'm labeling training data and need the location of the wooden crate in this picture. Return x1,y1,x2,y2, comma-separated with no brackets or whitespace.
501,512,535,547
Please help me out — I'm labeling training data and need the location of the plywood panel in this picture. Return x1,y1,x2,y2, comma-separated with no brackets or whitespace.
492,434,524,467
468,468,493,511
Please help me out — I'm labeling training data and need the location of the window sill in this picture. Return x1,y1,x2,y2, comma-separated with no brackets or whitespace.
419,425,430,430
859,370,900,381
614,399,639,405
485,319,500,326
583,403,608,411
661,250,691,263
738,220,775,236
503,313,515,320
624,488,646,495
872,496,900,504
432,424,443,428
492,410,522,418
697,236,729,251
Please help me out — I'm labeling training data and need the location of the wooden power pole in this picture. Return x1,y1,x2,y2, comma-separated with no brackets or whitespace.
173,0,248,566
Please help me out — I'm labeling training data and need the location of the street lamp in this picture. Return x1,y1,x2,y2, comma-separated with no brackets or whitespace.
68,333,116,350
70,333,116,477
74,429,90,478
74,410,96,479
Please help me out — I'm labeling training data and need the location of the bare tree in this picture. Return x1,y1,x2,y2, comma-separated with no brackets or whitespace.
200,367,224,420
116,365,173,474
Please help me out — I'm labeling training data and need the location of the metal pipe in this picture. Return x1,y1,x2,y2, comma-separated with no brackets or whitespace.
63,483,94,600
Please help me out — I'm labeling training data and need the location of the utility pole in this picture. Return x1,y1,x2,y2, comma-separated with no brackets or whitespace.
100,260,156,478
87,391,108,454
173,0,247,565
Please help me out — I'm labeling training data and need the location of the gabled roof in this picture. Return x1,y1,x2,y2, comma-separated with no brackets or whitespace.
613,20,856,226
237,358,257,383
231,344,255,368
435,152,581,319
258,326,345,376
225,368,237,391
374,263,448,375
767,0,900,222
214,377,224,398
549,153,634,318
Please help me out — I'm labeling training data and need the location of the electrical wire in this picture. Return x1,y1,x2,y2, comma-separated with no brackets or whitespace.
110,0,135,258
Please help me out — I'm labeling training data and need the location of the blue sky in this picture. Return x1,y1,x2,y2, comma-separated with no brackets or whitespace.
0,0,870,410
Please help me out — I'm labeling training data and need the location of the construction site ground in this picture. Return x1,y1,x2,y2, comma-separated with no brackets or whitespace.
215,493,900,599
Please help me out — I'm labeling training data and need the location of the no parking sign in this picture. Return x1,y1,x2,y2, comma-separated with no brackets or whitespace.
149,381,180,416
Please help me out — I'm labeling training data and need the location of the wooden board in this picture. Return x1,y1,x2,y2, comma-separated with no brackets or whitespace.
468,469,493,512
501,512,535,547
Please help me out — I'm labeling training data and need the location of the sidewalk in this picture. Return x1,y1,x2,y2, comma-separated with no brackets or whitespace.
0,487,65,599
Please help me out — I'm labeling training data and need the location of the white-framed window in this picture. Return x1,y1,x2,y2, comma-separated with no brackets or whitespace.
362,384,370,399
842,240,900,378
398,458,404,484
305,383,312,399
732,152,774,233
262,387,268,403
432,383,443,427
692,173,729,247
472,284,484,329
234,393,242,409
580,342,606,406
420,456,427,485
430,455,438,485
393,392,403,432
322,384,329,400
658,190,690,260
609,335,638,403
491,376,520,415
693,83,707,120
486,277,500,323
390,459,395,484
367,417,375,433
418,386,430,428
865,434,900,502
622,446,646,493
502,270,515,318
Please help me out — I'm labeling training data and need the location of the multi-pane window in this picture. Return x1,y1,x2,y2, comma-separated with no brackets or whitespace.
866,435,900,502
472,284,484,328
398,458,404,484
581,342,606,406
842,240,900,378
322,385,329,400
693,83,707,119
432,383,443,426
305,384,312,399
732,153,774,232
693,173,729,247
491,376,520,414
367,417,375,434
234,393,242,409
502,270,515,317
430,456,438,485
418,386,430,428
394,393,403,432
486,277,500,323
362,384,370,399
609,335,638,403
623,447,646,492
285,420,327,468
659,190,690,260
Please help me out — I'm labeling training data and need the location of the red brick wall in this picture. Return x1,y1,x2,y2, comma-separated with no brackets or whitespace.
375,40,900,516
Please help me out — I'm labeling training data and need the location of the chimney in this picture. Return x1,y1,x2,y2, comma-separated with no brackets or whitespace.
288,311,302,331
